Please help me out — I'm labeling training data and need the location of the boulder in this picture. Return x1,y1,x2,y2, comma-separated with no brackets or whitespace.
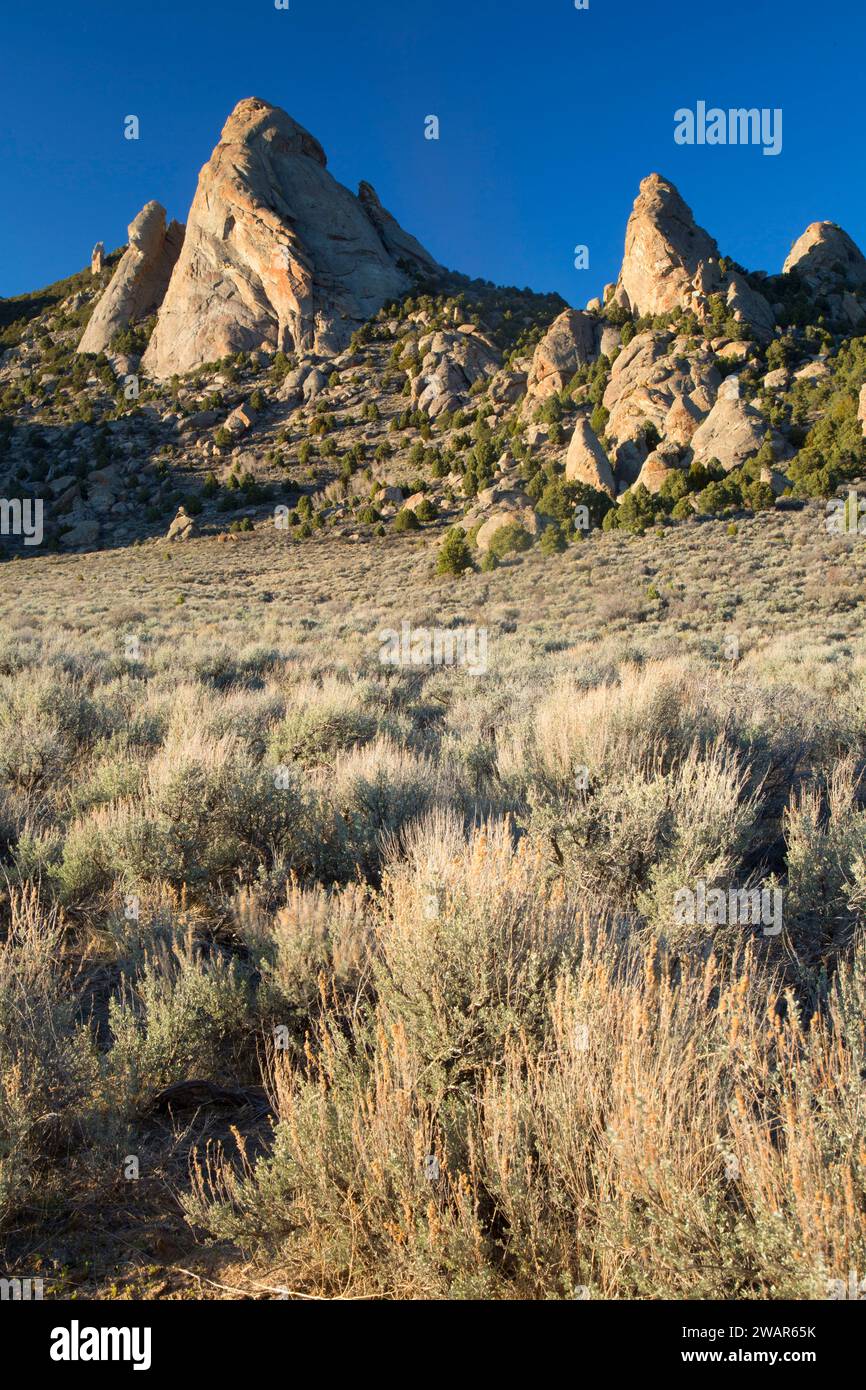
182,408,221,432
475,506,540,553
412,328,499,417
225,401,259,434
77,202,184,356
303,368,329,402
564,416,616,495
105,352,137,380
603,332,668,419
489,367,527,405
602,330,719,455
763,367,789,390
460,487,539,552
61,517,100,548
525,309,597,402
525,422,550,447
143,98,438,377
715,339,754,365
474,484,527,512
634,443,683,495
89,466,122,490
378,485,404,505
598,325,621,359
88,466,122,511
725,274,776,341
689,391,768,472
608,439,647,489
762,466,792,497
165,506,197,541
793,360,829,383
276,365,311,405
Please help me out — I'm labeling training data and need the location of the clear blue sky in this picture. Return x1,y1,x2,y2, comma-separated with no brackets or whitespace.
2,0,864,303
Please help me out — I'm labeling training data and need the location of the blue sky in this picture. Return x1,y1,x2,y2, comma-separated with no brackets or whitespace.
2,0,864,303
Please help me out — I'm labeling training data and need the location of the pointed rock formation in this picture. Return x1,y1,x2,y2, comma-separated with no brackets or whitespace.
564,415,616,496
617,174,715,317
91,242,105,276
525,309,598,403
783,222,866,289
615,173,774,341
77,203,184,356
142,98,439,378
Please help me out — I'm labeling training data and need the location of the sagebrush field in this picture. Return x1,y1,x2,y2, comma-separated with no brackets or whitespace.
2,500,866,1298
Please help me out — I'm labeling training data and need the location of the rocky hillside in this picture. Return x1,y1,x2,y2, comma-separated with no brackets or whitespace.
1,98,866,559
4,96,866,1308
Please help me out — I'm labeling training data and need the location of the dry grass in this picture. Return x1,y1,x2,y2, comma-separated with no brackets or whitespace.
1,499,866,1297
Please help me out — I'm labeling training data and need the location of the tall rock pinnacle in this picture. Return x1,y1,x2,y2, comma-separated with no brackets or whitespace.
614,173,775,341
616,174,718,319
141,97,439,378
77,202,184,356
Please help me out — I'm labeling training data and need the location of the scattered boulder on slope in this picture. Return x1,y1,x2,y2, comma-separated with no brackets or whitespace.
224,400,260,435
475,505,540,553
165,506,197,542
61,517,100,549
459,485,540,552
